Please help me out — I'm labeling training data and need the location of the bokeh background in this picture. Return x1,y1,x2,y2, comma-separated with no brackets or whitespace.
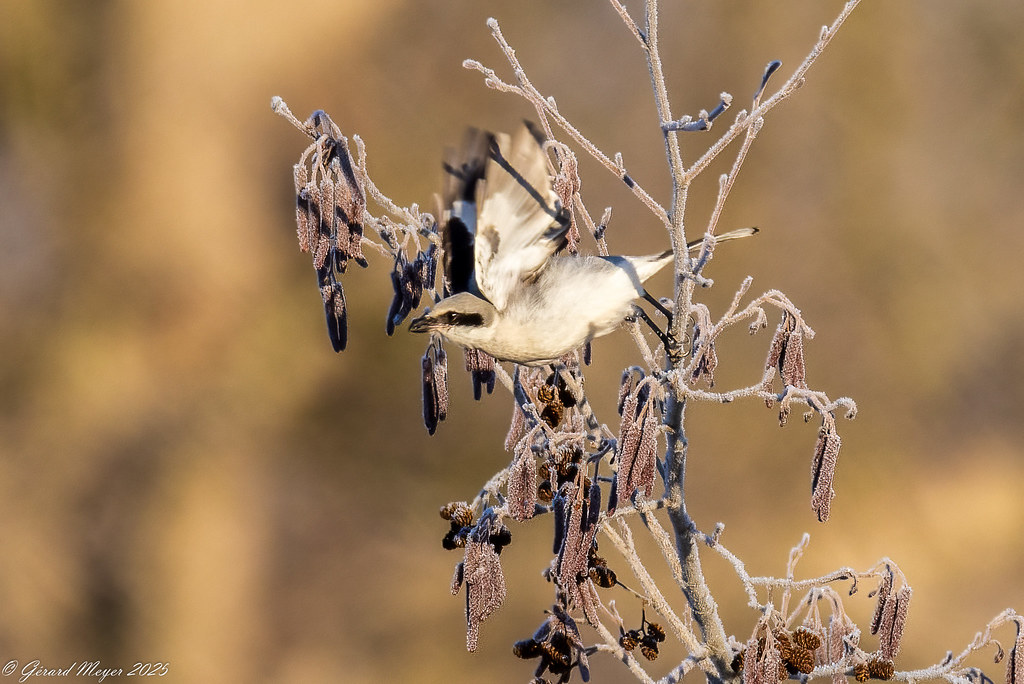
1,1,1022,682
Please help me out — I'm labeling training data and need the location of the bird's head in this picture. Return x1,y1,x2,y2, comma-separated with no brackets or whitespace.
409,293,497,347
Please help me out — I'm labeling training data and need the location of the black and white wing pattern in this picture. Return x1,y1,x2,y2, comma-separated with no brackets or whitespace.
475,124,569,311
441,128,492,297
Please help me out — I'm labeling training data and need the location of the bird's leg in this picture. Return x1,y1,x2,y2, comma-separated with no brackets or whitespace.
630,305,673,351
642,291,674,323
639,292,684,361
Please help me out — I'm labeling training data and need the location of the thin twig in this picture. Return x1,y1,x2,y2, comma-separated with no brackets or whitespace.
464,20,671,226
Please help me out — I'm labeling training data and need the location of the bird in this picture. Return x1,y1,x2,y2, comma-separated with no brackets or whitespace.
408,124,756,365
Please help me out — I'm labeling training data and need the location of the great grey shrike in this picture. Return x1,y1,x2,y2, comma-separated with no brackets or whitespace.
408,125,754,365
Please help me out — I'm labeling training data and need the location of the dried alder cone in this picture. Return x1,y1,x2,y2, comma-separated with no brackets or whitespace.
618,614,667,662
737,627,823,682
513,605,591,683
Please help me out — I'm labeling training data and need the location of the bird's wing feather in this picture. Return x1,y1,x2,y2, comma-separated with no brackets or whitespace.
441,129,493,296
474,124,569,311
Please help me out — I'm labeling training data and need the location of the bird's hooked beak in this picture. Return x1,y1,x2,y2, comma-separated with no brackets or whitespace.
408,312,433,333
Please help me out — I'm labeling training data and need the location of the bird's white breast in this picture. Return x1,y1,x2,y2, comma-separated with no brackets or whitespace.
485,255,662,363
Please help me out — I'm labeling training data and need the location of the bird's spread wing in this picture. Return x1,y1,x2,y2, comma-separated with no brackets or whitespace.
475,124,569,311
440,124,568,309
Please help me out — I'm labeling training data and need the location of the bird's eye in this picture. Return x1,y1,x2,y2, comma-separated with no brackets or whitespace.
445,312,460,324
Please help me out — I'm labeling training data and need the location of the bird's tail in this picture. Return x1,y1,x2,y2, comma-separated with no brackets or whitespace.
652,226,759,262
685,226,759,251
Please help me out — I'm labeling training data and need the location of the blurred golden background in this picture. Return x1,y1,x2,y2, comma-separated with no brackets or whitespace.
1,1,1022,682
